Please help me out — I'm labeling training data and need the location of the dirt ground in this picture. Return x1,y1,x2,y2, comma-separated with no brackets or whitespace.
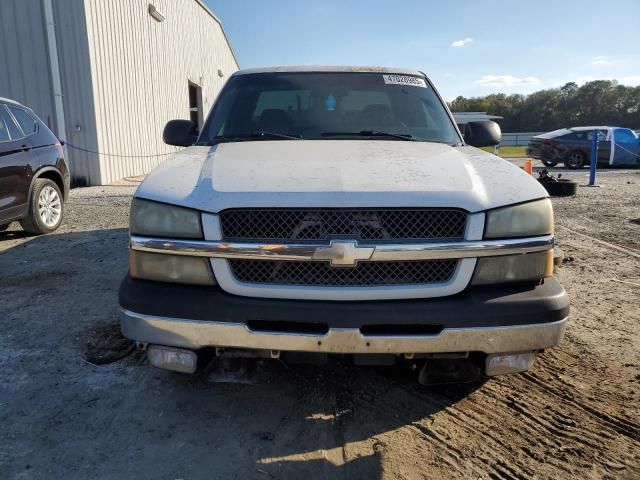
0,163,638,480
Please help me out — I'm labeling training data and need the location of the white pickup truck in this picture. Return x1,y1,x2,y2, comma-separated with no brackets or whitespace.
119,66,569,382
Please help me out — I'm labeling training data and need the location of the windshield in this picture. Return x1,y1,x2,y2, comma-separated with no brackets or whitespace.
198,72,461,145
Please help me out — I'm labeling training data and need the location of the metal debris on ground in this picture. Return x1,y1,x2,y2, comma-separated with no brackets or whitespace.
537,169,578,197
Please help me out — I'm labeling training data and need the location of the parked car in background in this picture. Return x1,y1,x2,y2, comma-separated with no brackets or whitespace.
0,97,69,234
527,126,640,169
119,66,568,383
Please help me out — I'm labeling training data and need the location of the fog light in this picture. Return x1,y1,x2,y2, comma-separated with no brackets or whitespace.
485,352,536,376
147,345,197,374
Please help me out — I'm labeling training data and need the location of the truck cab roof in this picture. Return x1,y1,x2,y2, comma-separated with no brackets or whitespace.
233,65,425,77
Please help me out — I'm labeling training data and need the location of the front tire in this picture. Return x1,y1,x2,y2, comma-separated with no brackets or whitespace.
19,179,64,234
541,159,558,167
565,150,585,169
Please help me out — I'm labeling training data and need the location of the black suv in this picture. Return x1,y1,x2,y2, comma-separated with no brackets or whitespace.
0,97,69,234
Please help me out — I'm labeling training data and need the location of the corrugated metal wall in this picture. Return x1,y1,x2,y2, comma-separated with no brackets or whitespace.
0,0,55,129
52,0,100,185
1,0,238,186
82,0,239,184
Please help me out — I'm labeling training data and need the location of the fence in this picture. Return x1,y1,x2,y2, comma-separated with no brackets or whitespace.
499,132,544,146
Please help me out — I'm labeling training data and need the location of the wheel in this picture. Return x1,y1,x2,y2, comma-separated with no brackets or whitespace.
564,150,585,169
19,179,64,234
542,179,578,197
541,159,558,167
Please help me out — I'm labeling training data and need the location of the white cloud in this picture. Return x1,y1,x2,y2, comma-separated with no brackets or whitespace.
592,56,614,66
451,37,473,47
474,75,540,87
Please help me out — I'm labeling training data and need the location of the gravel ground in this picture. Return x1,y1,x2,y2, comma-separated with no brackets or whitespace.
0,163,638,479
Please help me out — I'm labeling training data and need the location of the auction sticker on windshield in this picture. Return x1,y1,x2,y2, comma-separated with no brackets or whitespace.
382,75,427,88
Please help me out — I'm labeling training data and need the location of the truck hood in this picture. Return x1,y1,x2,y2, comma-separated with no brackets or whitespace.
136,140,548,213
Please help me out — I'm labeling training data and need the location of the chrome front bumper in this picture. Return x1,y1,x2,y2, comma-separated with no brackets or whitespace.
121,308,567,355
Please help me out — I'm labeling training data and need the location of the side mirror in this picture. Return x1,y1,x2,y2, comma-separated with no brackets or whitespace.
463,121,501,147
163,120,198,147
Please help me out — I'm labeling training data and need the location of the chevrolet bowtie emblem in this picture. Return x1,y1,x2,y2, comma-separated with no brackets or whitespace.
312,239,375,267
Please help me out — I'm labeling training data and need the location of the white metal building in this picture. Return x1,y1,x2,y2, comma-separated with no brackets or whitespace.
0,0,239,185
452,112,503,125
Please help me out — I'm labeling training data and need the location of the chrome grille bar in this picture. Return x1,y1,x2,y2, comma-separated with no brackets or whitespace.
130,235,554,261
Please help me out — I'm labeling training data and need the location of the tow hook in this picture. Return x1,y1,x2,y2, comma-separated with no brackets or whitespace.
418,358,482,386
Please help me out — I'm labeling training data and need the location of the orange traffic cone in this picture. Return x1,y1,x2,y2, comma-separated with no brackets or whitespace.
523,159,533,175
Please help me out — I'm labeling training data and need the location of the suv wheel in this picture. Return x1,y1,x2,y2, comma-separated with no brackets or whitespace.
20,179,64,234
542,159,558,167
565,150,585,169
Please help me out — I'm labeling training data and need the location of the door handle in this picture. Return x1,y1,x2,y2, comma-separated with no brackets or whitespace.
20,145,31,152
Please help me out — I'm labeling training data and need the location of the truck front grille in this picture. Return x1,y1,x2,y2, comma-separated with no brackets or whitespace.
229,260,457,287
220,209,467,243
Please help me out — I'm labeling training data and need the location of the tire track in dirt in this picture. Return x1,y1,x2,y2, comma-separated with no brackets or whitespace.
461,376,636,478
499,351,639,476
461,389,591,466
407,422,472,475
354,376,474,478
403,385,574,477
520,371,640,442
481,382,615,450
421,419,532,480
352,381,541,479
520,352,636,439
335,373,477,478
351,354,638,480
481,382,632,474
309,366,542,479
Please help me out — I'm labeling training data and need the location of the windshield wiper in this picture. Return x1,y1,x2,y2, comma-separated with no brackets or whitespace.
251,130,303,140
201,131,303,146
321,131,421,141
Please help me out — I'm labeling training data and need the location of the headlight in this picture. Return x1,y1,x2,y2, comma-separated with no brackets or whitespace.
130,198,202,238
472,250,553,285
485,199,553,239
130,250,216,285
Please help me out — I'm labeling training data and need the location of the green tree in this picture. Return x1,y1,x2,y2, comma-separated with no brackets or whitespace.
448,80,640,132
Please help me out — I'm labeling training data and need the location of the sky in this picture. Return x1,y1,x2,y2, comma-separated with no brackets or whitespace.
206,0,640,100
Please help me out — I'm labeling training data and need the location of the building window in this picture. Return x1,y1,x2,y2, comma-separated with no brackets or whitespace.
189,82,203,130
